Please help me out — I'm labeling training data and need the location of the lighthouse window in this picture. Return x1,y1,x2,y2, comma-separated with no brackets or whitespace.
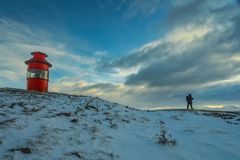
27,69,49,80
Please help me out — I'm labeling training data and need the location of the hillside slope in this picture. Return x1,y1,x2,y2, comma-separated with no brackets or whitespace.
0,88,240,160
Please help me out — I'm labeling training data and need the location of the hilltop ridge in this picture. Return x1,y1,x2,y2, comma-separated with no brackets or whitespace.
0,88,240,160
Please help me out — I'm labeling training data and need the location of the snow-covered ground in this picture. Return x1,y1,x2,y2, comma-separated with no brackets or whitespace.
0,88,240,160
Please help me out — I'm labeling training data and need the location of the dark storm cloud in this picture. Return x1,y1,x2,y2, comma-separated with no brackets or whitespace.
100,41,172,69
125,47,240,88
196,83,240,101
125,49,240,87
124,21,240,87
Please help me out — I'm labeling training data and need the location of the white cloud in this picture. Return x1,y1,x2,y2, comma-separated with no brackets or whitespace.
207,105,224,109
231,54,240,61
166,22,213,44
94,50,109,57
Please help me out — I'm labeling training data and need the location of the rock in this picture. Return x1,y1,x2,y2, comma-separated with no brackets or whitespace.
70,152,83,159
19,147,31,154
56,112,71,117
70,118,78,123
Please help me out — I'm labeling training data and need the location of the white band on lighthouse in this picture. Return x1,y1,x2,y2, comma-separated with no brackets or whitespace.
27,69,49,80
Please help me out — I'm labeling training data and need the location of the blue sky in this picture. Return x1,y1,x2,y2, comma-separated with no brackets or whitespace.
0,0,240,110
0,0,168,55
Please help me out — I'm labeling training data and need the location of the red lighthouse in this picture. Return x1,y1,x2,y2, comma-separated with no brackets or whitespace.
25,52,52,92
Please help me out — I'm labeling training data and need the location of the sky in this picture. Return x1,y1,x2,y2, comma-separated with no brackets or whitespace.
0,0,240,110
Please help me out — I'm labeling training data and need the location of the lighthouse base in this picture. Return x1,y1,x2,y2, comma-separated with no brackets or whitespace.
27,78,48,92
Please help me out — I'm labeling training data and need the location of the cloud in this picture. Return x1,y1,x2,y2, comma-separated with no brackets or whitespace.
205,104,240,111
167,0,207,27
0,17,102,88
125,45,240,88
50,76,175,109
166,0,234,28
100,21,214,73
97,0,168,20
51,78,119,95
50,78,134,105
103,1,240,82
121,0,167,19
196,83,240,102
97,0,240,108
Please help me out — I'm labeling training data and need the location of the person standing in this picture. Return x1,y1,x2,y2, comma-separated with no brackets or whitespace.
186,94,194,109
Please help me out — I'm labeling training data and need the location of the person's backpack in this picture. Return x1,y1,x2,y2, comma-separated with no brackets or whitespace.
186,96,188,101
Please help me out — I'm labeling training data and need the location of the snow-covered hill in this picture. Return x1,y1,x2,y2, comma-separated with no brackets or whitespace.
0,88,240,160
